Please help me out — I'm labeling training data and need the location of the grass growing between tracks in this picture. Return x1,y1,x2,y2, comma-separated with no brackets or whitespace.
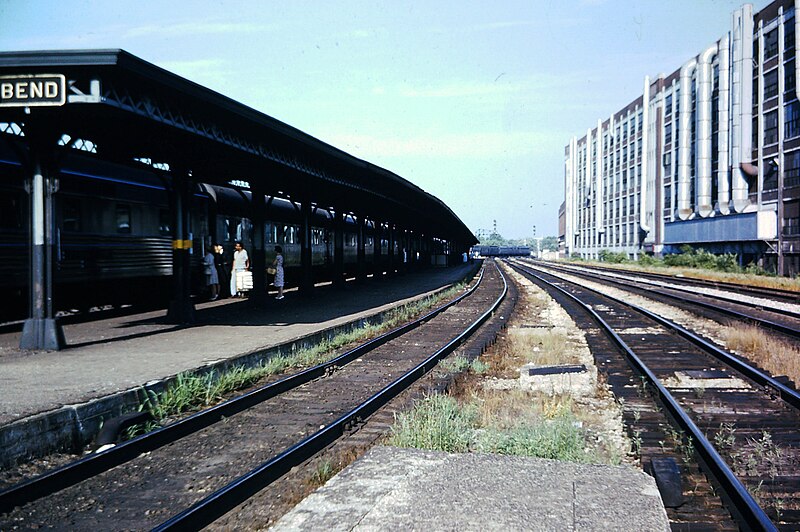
723,324,800,389
387,393,597,463
387,266,628,465
129,283,468,433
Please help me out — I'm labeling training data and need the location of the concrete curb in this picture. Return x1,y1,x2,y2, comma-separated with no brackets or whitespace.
0,276,473,469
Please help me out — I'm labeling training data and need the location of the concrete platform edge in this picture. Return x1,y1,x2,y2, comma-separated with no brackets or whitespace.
0,283,458,469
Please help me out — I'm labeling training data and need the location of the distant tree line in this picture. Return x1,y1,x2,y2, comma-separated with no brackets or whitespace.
591,245,772,276
477,233,558,252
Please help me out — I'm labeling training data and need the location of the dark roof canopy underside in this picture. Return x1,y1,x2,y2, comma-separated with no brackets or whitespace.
0,49,476,244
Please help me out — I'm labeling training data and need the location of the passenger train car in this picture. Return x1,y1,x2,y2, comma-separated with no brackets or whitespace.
471,245,531,257
0,143,398,321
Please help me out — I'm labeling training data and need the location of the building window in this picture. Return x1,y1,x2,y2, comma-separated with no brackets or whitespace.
754,77,759,105
764,162,779,191
786,101,800,139
787,59,796,95
786,150,800,187
764,110,779,145
664,185,672,209
753,117,759,148
665,94,673,116
787,17,796,54
116,204,131,234
764,69,778,100
783,217,800,236
765,28,779,60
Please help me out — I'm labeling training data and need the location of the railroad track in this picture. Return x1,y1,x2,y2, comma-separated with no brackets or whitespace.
523,259,800,347
0,262,509,530
509,260,800,531
532,259,800,305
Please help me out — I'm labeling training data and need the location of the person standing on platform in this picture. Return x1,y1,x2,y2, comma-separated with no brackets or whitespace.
231,241,249,297
214,243,229,298
273,245,285,300
203,246,219,300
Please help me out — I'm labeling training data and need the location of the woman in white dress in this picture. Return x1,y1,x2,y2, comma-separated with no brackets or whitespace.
231,241,249,297
273,245,285,300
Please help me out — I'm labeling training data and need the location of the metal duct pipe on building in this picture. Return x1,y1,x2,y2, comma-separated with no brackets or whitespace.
568,136,577,254
587,127,593,254
640,75,651,232
717,33,731,214
677,58,697,220
697,43,718,217
596,119,604,239
731,4,754,212
797,0,800,108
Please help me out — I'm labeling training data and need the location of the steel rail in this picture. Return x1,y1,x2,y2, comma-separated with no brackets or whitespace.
152,262,508,531
514,261,800,409
534,259,800,304
530,260,800,322
521,260,800,338
0,269,483,515
509,261,776,531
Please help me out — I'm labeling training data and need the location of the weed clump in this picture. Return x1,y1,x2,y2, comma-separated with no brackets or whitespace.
387,392,604,464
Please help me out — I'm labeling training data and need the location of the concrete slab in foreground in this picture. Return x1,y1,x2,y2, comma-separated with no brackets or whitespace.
271,446,670,531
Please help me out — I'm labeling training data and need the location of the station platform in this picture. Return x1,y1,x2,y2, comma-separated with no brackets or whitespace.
0,264,478,465
271,446,670,531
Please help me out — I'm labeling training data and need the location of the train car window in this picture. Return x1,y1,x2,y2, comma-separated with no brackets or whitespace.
312,228,324,245
222,218,232,241
0,193,23,229
62,199,82,232
366,236,374,247
285,225,298,244
236,218,252,242
159,209,171,236
266,222,279,244
116,204,132,234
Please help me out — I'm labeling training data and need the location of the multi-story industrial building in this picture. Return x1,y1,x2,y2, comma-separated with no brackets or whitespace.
561,0,800,275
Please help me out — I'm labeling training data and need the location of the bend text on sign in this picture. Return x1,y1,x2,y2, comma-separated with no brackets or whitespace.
0,74,66,107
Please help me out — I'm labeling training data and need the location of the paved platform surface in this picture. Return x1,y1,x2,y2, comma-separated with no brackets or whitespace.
0,265,476,426
272,446,670,531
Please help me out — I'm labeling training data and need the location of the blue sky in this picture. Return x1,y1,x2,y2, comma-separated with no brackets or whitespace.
0,0,757,239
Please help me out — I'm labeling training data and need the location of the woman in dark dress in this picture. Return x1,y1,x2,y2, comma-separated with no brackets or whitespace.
214,243,231,298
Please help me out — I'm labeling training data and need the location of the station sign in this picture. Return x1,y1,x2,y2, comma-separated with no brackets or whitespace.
0,74,66,107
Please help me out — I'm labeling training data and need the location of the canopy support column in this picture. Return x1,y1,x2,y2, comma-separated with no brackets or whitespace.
387,224,395,275
248,184,268,306
20,130,65,351
300,198,314,294
356,216,366,282
166,173,195,324
334,211,345,286
373,222,382,277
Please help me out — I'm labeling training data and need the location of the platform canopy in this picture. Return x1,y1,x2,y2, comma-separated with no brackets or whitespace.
0,49,476,244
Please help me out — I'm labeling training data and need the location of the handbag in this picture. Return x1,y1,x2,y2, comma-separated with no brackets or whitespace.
267,267,277,275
